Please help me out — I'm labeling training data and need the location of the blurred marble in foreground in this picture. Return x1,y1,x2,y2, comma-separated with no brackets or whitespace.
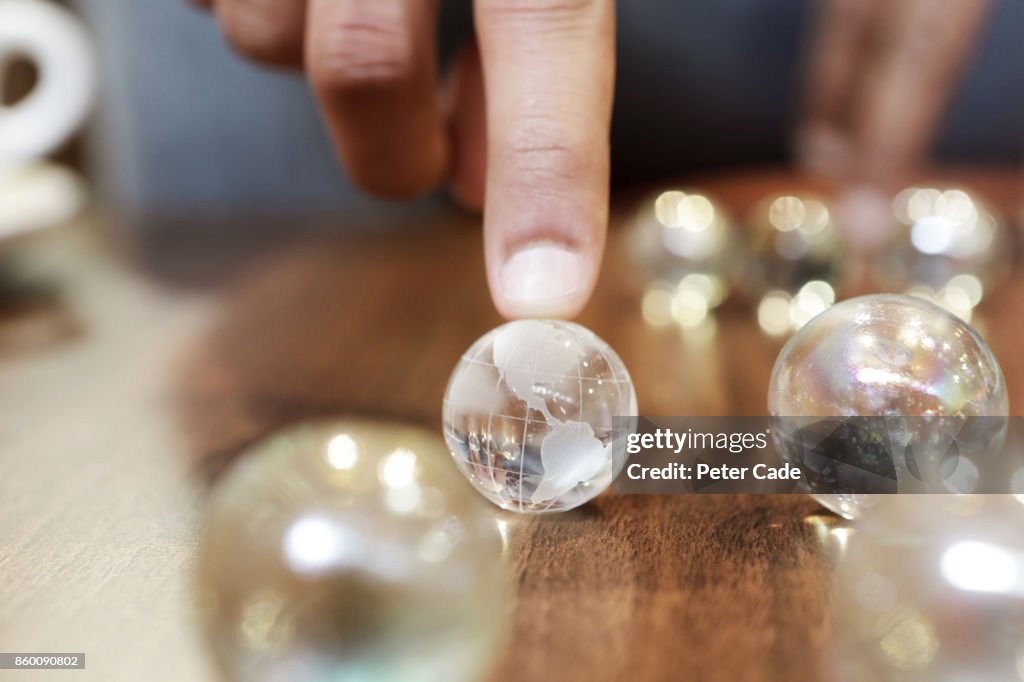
834,496,1024,681
197,420,506,682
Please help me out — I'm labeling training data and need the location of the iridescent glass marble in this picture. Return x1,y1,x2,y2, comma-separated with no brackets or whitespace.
834,495,1024,681
196,420,506,682
443,320,637,513
769,294,1008,518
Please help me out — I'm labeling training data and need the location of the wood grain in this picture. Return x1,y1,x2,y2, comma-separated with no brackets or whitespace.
2,168,1021,682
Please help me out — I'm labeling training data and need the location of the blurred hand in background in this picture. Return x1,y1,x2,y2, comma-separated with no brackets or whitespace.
798,0,992,249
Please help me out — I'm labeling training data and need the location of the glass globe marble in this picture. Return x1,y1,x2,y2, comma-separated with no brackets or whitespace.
768,294,1008,518
196,420,506,682
833,495,1024,681
443,320,637,513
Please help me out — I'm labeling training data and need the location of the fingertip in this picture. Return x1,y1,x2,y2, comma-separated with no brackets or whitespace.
489,241,598,320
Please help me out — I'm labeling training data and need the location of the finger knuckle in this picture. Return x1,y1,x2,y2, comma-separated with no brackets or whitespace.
219,0,301,64
501,116,590,189
310,10,415,91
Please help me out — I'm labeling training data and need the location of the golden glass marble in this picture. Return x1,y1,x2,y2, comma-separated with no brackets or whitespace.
768,294,1008,518
196,420,507,682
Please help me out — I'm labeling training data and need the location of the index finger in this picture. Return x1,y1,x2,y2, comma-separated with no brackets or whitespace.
474,0,615,319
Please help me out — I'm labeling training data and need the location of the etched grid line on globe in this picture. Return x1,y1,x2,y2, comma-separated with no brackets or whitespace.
485,327,529,504
519,323,549,511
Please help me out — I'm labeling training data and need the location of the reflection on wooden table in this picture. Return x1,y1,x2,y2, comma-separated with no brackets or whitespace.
1,169,1020,681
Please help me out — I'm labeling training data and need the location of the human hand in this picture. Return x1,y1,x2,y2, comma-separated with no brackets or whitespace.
190,0,615,319
797,0,992,249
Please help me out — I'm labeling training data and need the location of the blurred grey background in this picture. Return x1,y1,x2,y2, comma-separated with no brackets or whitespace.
72,0,1023,219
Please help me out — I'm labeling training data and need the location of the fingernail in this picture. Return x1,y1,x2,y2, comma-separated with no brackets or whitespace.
836,186,894,251
500,242,583,317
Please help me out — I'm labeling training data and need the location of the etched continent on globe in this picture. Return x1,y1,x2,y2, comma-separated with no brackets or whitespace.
443,320,637,513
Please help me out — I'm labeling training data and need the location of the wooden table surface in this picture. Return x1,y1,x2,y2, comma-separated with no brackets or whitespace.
1,169,1021,682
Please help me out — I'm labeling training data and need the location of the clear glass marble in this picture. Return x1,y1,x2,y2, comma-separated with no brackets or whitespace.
443,320,637,513
768,294,1008,518
628,189,735,322
741,194,846,300
196,420,506,682
833,495,1024,681
629,189,735,282
877,187,1011,317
